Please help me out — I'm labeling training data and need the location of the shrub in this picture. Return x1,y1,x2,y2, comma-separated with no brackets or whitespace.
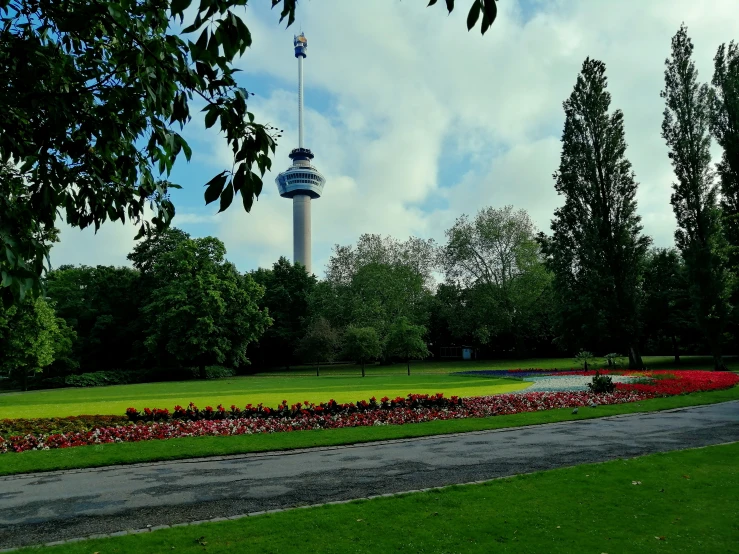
588,370,616,393
51,366,236,388
63,370,154,387
195,366,237,379
603,353,626,368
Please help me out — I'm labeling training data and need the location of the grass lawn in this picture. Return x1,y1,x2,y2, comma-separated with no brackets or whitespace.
257,355,739,376
0,374,530,420
3,356,736,421
28,441,739,553
3,386,738,477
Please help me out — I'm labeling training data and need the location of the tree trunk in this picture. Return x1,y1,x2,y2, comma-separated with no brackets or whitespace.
407,358,411,376
361,362,365,378
671,335,680,365
23,368,28,392
711,342,727,371
628,344,645,370
316,363,320,377
199,364,207,379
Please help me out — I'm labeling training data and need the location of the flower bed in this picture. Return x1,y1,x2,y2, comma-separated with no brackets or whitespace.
1,371,736,454
125,394,462,424
0,415,128,438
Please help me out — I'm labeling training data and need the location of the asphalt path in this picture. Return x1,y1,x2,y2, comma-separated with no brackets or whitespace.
1,401,738,549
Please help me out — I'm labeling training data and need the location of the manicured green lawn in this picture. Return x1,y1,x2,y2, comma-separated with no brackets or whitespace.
3,387,738,477
0,374,530,419
4,355,735,420
29,441,739,553
260,355,739,376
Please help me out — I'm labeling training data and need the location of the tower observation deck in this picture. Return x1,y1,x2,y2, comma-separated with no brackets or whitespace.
275,32,326,274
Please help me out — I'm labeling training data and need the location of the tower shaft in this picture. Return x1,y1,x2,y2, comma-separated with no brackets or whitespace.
293,194,311,273
298,56,304,149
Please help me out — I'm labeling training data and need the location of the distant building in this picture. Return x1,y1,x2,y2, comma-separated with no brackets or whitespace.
275,32,326,274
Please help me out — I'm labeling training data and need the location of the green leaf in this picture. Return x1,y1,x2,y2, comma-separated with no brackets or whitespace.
204,172,228,205
242,184,254,212
107,4,123,19
204,108,218,129
251,172,263,197
5,246,16,266
171,0,192,16
467,1,480,31
232,165,246,192
481,0,497,34
177,135,192,161
183,13,203,34
218,183,234,213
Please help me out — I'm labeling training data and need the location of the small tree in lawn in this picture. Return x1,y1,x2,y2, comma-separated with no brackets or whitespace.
297,317,341,377
574,350,596,371
386,317,431,375
343,326,381,378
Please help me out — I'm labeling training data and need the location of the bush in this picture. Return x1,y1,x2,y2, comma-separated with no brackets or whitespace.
44,366,237,388
193,366,236,379
63,370,156,387
588,370,616,394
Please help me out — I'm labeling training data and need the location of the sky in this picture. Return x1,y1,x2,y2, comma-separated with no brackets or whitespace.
51,0,739,277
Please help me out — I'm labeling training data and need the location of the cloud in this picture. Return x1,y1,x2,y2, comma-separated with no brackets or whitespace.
51,220,139,269
52,0,739,275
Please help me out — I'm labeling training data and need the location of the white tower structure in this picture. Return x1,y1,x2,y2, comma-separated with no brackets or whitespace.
275,33,326,274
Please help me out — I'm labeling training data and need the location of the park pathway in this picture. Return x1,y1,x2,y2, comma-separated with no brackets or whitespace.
1,401,738,549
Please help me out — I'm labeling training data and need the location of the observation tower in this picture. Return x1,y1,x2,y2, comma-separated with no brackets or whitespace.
275,32,326,274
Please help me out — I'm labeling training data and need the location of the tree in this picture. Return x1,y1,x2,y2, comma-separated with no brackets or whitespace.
0,297,74,389
45,265,143,372
540,58,651,369
343,326,381,378
440,206,554,355
0,163,58,307
0,0,296,307
296,317,341,376
0,0,497,309
251,257,316,369
661,25,731,371
386,317,430,375
134,230,271,377
318,235,435,358
325,234,438,290
710,40,739,266
709,40,739,353
641,248,692,363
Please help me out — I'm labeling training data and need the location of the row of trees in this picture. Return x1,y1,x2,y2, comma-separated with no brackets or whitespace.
0,229,271,387
2,24,737,384
540,25,739,370
252,25,739,372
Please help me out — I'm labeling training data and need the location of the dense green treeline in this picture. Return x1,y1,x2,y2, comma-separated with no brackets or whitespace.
1,25,738,387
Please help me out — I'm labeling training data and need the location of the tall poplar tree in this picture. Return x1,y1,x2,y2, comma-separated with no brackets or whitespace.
540,58,650,369
661,24,730,371
710,40,739,352
710,40,739,264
